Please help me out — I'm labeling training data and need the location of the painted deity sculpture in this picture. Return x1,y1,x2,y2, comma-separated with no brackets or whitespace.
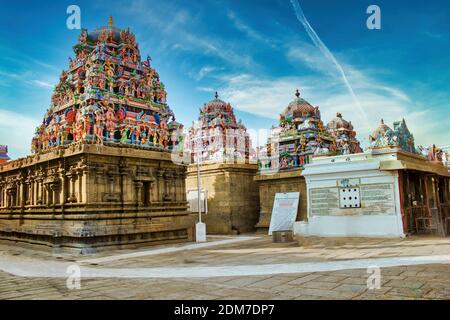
31,17,183,154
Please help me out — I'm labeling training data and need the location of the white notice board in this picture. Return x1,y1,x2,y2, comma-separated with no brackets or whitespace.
187,189,208,213
268,192,300,235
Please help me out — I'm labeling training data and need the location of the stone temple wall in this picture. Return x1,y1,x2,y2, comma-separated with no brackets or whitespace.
254,168,307,232
186,163,259,234
0,143,195,253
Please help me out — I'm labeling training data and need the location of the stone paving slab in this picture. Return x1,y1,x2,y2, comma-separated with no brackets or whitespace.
0,261,448,300
0,235,449,300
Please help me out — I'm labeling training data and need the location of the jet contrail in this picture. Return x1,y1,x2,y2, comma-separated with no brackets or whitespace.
289,0,368,124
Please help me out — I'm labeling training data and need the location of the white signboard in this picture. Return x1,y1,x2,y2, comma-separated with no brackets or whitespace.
268,192,300,235
187,189,208,213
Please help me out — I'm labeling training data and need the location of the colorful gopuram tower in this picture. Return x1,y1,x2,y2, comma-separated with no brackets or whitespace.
32,17,182,153
184,93,259,234
0,19,194,252
368,118,416,154
258,89,335,172
184,92,253,163
255,89,366,232
326,112,363,155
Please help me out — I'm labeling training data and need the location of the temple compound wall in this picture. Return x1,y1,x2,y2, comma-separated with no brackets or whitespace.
186,162,259,234
0,144,194,252
254,169,307,232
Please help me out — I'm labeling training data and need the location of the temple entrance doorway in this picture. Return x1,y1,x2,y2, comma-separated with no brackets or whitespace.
400,170,450,236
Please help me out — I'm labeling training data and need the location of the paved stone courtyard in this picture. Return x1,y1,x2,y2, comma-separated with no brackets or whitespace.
0,235,449,300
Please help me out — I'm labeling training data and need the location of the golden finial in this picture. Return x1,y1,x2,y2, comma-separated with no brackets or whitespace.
295,89,300,98
108,16,113,28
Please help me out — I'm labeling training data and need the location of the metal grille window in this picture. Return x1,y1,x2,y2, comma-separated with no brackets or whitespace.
339,187,361,208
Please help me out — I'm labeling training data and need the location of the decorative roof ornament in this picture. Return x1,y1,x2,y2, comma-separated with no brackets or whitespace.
108,16,113,28
281,89,316,118
368,118,417,154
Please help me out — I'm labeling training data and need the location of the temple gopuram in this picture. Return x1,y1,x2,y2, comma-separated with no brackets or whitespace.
0,18,195,253
32,17,183,152
327,113,363,155
255,90,364,231
184,93,259,234
258,90,335,172
0,146,9,164
184,92,252,162
368,119,416,154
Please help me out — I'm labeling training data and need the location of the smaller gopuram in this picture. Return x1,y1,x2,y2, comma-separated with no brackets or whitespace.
0,18,194,252
258,89,335,173
327,113,363,155
298,118,450,238
184,93,259,234
369,119,416,154
0,146,10,164
255,90,363,232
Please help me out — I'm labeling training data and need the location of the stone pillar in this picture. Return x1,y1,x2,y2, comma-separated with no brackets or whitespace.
67,169,78,203
19,177,26,211
157,170,164,202
134,181,143,207
38,178,44,205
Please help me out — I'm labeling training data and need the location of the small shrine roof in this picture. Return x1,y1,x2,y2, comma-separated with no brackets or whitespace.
203,92,229,111
281,89,316,117
370,119,393,140
327,112,354,131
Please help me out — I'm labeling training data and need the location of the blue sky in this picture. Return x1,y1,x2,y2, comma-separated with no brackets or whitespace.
0,0,449,158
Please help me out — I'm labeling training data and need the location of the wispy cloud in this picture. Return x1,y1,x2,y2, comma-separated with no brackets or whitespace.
227,10,276,48
118,0,255,69
289,0,367,127
0,69,56,90
190,66,224,81
196,86,216,93
0,109,40,158
28,79,54,89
